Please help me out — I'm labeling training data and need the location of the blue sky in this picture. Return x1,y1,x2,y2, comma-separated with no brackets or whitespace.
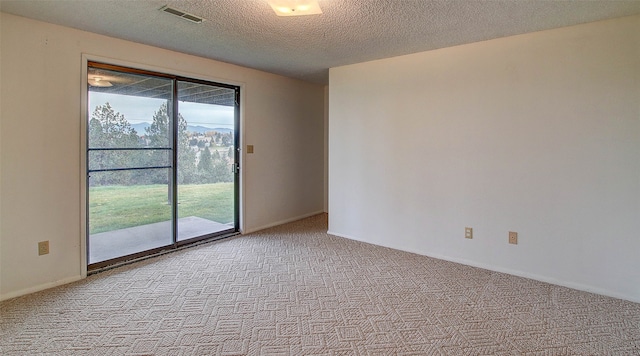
89,92,234,129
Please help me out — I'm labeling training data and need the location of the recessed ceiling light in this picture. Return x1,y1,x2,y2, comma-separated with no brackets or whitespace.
267,0,322,17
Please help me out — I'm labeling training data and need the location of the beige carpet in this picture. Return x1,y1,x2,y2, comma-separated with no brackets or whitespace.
1,214,639,355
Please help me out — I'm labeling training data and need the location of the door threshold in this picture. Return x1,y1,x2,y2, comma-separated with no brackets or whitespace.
88,231,240,275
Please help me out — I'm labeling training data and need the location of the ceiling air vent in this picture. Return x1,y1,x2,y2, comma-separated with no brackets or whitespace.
160,5,204,24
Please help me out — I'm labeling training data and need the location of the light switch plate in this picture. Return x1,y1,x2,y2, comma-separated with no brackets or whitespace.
38,241,50,255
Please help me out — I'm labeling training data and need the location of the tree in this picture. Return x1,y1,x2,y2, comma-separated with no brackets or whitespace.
90,102,139,148
177,109,197,184
145,105,170,148
211,149,233,183
221,132,233,146
144,102,197,185
88,102,140,186
197,147,215,183
143,102,171,185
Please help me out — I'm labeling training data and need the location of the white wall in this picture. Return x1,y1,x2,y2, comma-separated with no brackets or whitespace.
324,85,329,212
0,13,324,300
329,15,640,302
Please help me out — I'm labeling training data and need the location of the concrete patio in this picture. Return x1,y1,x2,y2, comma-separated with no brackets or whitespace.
89,216,233,264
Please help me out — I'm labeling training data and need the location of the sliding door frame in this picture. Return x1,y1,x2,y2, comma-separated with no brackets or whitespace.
81,56,242,273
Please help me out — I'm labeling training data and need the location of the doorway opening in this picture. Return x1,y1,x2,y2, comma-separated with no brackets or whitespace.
86,62,239,269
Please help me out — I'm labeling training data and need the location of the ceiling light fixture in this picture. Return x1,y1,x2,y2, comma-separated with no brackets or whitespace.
88,76,113,87
267,0,322,17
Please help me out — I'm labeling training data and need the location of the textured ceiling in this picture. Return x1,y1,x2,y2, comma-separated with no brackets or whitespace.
2,0,640,84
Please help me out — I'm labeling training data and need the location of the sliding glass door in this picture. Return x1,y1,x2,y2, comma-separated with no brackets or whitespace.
176,80,238,241
87,62,239,269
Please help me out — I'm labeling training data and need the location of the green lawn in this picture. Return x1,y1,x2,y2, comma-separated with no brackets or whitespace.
89,183,234,234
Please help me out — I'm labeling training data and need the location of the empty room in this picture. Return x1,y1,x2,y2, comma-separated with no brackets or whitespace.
1,0,639,354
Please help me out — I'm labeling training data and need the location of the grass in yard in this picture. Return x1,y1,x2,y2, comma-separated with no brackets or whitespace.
89,183,234,234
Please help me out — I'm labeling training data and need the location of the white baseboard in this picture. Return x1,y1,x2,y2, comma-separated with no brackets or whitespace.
1,275,84,302
244,210,325,234
327,230,640,304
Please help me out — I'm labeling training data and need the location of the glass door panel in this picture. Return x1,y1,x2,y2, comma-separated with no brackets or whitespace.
176,80,237,242
87,66,174,265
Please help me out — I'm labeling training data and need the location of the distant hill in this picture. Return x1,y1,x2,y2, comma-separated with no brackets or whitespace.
187,125,229,134
131,122,232,135
209,128,233,134
131,122,150,134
